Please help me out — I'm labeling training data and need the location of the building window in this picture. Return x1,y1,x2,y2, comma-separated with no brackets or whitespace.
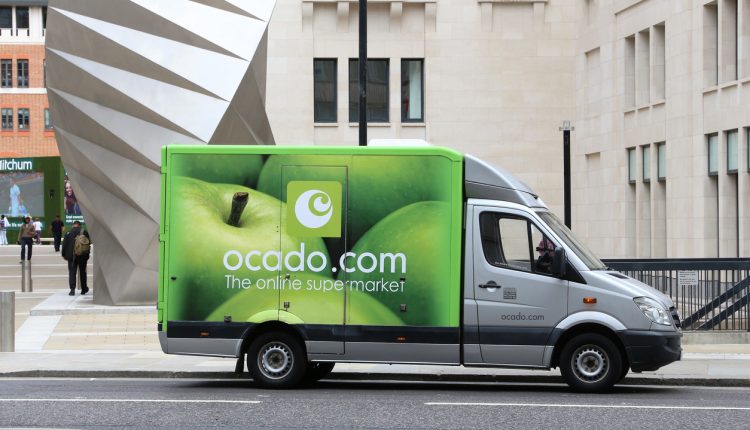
0,7,11,29
727,129,738,173
15,6,29,30
657,142,666,180
349,59,389,123
1,108,12,130
17,108,29,130
627,148,636,183
642,145,651,182
44,108,53,130
1,59,11,88
17,60,28,88
708,133,719,175
42,6,47,30
401,59,424,122
313,59,337,123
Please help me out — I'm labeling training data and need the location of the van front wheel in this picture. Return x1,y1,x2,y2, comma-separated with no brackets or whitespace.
559,333,622,393
247,331,306,389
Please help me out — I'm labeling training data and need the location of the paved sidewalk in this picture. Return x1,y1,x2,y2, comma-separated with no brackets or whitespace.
1,290,749,386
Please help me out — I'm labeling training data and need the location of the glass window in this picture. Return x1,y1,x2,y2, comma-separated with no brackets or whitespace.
627,148,636,182
1,108,13,130
401,59,423,122
1,59,11,88
708,133,719,175
479,212,560,275
15,7,29,29
17,60,28,88
42,7,47,29
537,211,607,270
642,145,651,182
349,59,389,123
44,108,52,130
17,108,29,130
727,130,738,173
313,59,337,123
0,7,11,29
657,142,666,180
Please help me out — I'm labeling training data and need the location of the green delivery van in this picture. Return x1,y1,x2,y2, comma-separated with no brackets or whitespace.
159,145,682,392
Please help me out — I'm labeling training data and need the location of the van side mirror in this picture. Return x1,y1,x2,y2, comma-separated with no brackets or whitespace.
551,246,567,277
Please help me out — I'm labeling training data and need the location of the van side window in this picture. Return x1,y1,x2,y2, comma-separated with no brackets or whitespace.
479,212,557,275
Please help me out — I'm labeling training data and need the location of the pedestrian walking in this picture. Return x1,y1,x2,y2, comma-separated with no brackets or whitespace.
0,214,7,245
18,216,34,261
33,217,42,244
62,221,90,296
50,215,65,252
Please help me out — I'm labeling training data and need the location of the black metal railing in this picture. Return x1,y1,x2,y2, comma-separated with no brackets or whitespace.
603,259,750,331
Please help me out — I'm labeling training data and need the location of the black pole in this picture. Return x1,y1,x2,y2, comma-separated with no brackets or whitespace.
358,0,367,146
563,128,571,229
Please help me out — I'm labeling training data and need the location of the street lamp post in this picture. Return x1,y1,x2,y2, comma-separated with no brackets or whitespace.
559,120,574,229
358,0,367,146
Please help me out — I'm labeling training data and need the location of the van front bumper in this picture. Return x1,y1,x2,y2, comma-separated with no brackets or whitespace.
618,330,682,372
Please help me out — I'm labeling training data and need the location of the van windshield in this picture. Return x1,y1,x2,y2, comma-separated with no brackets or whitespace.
536,211,607,270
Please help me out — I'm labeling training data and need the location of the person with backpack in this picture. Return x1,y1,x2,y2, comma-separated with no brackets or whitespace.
0,214,7,245
62,221,91,296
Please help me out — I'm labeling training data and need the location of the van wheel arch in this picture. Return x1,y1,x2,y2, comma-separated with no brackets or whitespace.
239,321,307,359
551,323,628,371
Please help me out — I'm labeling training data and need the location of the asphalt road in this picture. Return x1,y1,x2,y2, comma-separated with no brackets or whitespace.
1,378,749,429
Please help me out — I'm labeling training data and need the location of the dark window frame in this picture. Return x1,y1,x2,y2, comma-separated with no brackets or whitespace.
17,59,28,88
1,108,13,130
349,58,390,123
1,59,12,88
401,58,424,123
707,133,719,176
44,108,53,130
313,58,337,123
17,108,29,130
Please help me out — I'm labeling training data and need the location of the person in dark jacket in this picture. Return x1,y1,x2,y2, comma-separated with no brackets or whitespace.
62,221,90,296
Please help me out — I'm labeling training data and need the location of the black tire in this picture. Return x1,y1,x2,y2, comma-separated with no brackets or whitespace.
618,364,630,382
247,331,307,389
304,362,335,383
559,333,622,393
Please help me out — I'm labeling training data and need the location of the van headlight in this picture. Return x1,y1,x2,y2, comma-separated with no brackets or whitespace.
634,297,672,326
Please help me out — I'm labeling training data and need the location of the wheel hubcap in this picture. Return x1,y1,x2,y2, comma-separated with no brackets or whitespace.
258,341,293,380
572,345,608,383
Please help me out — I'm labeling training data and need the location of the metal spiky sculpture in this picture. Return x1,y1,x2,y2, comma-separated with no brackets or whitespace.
46,0,276,304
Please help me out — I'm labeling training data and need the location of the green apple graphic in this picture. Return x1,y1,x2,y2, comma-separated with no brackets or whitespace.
345,201,453,327
171,153,264,188
167,176,332,321
257,154,452,244
207,273,403,326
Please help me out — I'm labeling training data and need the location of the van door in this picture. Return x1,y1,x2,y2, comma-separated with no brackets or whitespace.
280,166,348,354
472,206,568,366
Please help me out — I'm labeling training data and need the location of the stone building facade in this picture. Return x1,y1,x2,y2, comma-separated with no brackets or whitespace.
2,0,748,259
266,0,750,258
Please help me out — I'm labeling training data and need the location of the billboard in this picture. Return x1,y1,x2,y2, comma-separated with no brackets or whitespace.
0,172,45,220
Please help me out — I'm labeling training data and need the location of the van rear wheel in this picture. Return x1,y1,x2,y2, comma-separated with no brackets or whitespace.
560,333,622,393
247,331,306,389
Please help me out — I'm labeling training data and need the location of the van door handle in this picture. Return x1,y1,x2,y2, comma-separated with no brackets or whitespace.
478,281,499,289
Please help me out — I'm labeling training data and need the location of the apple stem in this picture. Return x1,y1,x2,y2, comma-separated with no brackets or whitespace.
227,192,249,227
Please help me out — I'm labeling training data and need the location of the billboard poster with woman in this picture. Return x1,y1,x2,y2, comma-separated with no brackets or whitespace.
63,173,84,224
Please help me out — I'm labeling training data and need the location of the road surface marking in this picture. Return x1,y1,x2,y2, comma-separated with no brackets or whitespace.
425,402,750,411
0,398,261,404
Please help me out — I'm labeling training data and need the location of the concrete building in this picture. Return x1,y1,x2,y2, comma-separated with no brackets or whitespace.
2,0,749,260
266,0,750,258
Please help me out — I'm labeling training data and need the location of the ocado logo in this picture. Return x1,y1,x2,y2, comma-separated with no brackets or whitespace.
294,190,333,229
287,181,342,238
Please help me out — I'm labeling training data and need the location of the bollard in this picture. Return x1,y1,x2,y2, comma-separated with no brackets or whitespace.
0,291,14,352
21,261,32,293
